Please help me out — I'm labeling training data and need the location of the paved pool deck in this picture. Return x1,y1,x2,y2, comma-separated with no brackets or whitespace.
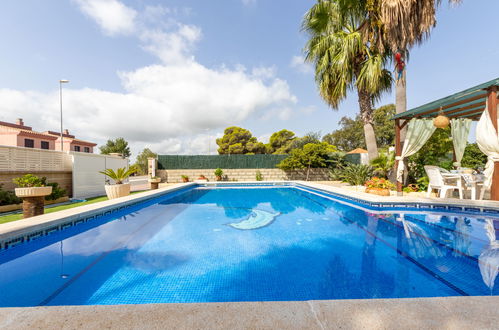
1,296,498,329
1,181,498,329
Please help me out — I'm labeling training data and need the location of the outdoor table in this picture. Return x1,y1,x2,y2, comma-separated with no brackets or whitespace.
445,171,485,200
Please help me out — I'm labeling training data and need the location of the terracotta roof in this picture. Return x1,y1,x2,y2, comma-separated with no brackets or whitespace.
0,120,32,130
15,129,58,140
347,148,368,154
44,130,76,139
70,138,97,147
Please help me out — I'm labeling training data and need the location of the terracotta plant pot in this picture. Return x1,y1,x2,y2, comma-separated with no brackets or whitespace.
182,178,189,183
104,183,131,199
15,186,52,198
216,176,222,181
365,188,391,196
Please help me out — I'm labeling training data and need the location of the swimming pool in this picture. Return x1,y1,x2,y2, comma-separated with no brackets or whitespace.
0,184,498,307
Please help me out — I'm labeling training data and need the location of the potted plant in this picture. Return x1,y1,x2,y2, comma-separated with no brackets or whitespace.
214,168,223,181
195,175,208,183
181,175,189,183
148,176,161,190
364,177,395,196
12,174,53,218
100,166,137,199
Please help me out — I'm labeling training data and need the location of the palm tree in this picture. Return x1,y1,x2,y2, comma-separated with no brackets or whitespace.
379,0,462,123
303,0,392,160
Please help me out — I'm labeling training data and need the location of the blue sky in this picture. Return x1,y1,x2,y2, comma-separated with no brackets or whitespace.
0,0,497,156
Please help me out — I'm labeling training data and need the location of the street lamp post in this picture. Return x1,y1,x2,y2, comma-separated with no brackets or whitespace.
59,79,69,151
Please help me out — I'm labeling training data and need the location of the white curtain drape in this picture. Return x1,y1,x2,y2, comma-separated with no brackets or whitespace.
396,119,436,182
476,103,499,188
450,118,472,167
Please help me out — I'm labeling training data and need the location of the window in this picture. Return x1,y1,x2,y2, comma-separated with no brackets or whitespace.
41,141,49,150
24,139,34,148
84,147,90,153
74,146,81,152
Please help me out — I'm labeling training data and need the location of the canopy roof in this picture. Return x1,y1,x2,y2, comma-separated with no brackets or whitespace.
393,77,499,121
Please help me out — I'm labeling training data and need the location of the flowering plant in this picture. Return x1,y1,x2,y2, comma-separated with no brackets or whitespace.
364,177,395,190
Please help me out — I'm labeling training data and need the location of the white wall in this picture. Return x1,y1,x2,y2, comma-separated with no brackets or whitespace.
72,153,128,199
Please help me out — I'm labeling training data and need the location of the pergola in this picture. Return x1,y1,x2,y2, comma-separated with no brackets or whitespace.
392,77,499,200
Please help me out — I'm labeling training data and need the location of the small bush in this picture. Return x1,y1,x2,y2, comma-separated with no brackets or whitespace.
416,176,429,192
214,168,223,177
333,164,373,186
12,174,46,188
365,177,395,190
0,184,21,206
255,170,263,181
45,182,67,201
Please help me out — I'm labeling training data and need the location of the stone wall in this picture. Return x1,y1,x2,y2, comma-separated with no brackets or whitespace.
157,168,331,183
0,171,73,197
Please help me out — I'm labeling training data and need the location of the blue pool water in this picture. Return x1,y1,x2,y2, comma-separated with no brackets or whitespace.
0,185,498,307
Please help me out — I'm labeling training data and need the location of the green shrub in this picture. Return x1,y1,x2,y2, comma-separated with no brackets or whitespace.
255,170,263,181
214,168,223,177
45,182,67,201
461,143,487,170
333,164,373,186
416,176,429,192
12,174,46,187
370,152,394,178
0,184,21,206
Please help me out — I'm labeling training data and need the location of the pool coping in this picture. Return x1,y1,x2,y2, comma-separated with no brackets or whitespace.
1,180,499,249
1,296,497,329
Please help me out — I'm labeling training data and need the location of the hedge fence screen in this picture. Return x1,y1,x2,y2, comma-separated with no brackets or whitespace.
157,155,288,169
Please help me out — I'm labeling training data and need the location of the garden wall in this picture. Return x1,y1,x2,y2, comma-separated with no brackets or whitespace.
157,168,331,183
0,171,73,196
157,155,288,170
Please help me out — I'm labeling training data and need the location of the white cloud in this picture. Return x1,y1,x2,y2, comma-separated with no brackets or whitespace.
0,1,298,157
290,55,313,74
74,0,137,36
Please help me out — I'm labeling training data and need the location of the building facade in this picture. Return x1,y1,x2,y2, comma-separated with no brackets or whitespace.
0,118,96,152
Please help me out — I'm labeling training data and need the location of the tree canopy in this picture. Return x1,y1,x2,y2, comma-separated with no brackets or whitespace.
216,126,267,154
323,104,395,151
134,148,157,175
269,129,296,154
99,137,131,158
277,142,337,170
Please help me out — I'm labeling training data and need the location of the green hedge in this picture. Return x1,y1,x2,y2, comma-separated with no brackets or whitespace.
158,155,288,169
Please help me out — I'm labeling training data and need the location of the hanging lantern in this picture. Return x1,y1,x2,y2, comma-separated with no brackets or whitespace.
433,107,449,128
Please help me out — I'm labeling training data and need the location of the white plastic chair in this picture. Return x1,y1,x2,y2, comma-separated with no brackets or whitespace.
424,165,463,199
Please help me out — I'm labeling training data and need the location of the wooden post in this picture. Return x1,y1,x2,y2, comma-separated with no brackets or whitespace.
487,86,499,200
395,119,403,194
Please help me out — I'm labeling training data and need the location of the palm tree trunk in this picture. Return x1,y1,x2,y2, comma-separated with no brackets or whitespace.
358,88,379,161
396,70,407,141
396,69,408,184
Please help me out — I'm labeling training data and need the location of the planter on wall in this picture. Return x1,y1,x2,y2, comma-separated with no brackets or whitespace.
104,183,130,199
14,186,53,218
365,188,391,196
148,178,161,190
15,186,52,198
